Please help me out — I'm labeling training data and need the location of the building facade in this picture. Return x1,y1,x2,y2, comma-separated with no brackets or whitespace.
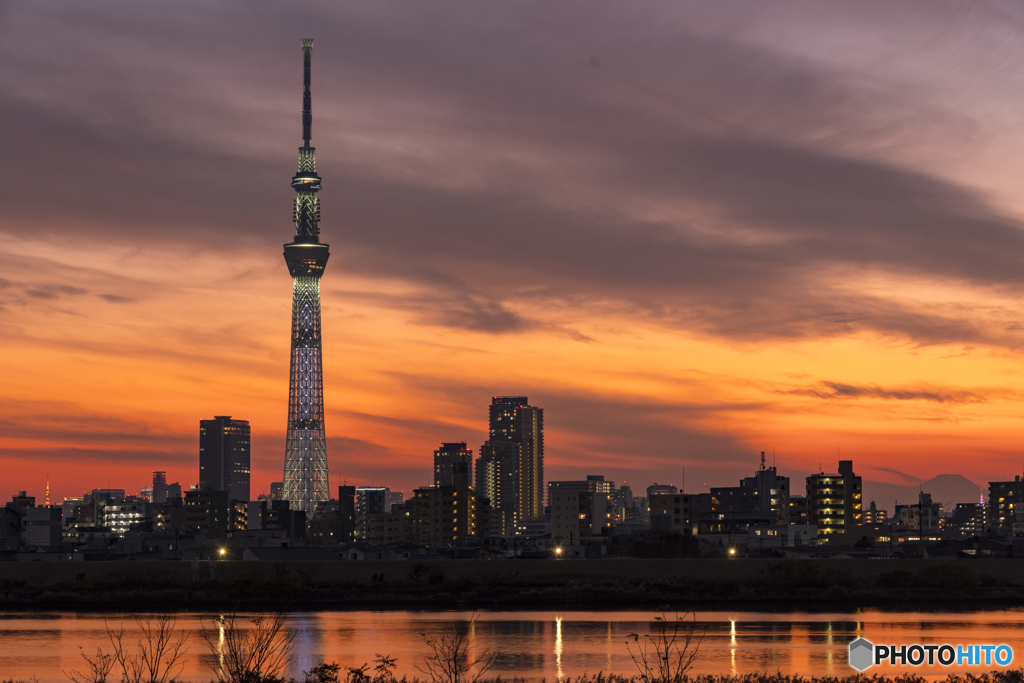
478,396,544,527
434,442,473,487
806,460,863,538
551,488,608,543
989,476,1024,535
862,501,888,526
355,487,389,540
184,489,230,540
648,493,698,535
475,439,519,535
549,475,614,537
199,416,251,502
22,507,62,550
895,492,943,537
948,502,987,538
411,462,478,546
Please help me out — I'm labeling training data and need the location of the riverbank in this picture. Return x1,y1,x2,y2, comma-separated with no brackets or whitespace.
7,671,1024,683
3,558,1024,611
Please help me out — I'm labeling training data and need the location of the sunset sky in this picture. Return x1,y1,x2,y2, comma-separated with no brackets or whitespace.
4,2,1024,505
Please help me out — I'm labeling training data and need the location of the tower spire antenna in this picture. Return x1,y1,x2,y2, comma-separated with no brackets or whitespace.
301,38,313,147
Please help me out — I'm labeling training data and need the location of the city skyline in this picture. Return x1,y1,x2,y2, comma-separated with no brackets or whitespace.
8,4,1024,504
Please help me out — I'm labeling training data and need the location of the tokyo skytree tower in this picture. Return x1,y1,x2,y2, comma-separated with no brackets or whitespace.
283,38,330,514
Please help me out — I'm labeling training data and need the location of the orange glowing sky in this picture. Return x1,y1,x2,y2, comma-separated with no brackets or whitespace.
4,2,1024,505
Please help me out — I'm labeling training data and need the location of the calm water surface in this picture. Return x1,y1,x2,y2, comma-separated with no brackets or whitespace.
4,610,1024,681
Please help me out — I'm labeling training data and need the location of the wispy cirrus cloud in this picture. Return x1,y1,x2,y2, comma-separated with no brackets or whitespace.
785,381,990,404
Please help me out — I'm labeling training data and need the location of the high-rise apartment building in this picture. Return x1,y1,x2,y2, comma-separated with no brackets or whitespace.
199,416,251,502
476,396,544,529
475,440,519,536
355,486,389,540
806,460,862,538
434,442,473,487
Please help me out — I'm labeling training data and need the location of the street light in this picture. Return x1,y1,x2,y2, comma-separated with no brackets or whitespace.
555,547,563,557
219,548,227,558
729,548,736,557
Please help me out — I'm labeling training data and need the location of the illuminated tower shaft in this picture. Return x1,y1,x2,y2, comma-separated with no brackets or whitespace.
283,38,330,515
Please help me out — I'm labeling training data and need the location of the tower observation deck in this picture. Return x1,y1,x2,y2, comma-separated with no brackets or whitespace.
283,38,330,515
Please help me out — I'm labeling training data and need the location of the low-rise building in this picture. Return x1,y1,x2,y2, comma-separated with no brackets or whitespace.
989,476,1024,534
22,506,62,550
551,488,608,544
648,493,699,536
862,501,888,526
747,524,817,548
102,500,149,537
184,489,229,540
895,492,942,539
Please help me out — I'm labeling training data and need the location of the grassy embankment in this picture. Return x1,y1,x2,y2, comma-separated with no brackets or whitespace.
3,558,1024,610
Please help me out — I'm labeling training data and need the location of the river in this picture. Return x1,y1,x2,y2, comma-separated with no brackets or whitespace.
3,609,1024,681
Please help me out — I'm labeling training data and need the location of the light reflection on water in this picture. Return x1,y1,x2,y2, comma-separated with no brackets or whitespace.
3,610,1024,682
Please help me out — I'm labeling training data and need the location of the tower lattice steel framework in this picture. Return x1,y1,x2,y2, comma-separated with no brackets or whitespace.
283,38,330,514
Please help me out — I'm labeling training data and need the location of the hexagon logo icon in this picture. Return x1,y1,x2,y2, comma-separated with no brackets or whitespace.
849,637,874,672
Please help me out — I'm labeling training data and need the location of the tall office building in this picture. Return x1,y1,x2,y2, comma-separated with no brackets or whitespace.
476,396,544,529
199,416,251,502
152,471,168,504
434,442,473,487
282,38,331,515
